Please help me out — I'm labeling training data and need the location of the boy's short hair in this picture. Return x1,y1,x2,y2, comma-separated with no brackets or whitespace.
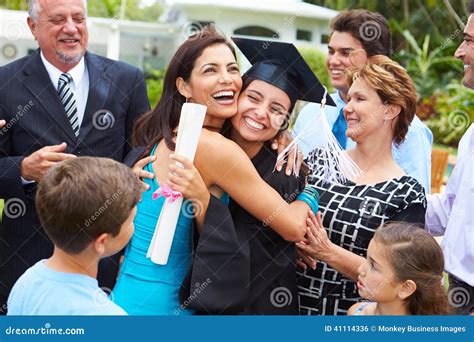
469,0,474,14
330,9,392,57
36,157,142,254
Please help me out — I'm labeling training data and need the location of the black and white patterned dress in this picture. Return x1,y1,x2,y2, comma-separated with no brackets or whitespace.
297,149,426,315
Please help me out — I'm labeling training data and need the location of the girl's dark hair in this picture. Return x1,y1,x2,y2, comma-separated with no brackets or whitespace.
373,222,452,315
221,74,293,138
133,26,237,150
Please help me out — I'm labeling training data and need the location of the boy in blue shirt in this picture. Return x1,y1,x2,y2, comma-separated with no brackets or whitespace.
7,157,142,315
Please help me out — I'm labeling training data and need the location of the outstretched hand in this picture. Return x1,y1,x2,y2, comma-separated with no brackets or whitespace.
296,211,333,263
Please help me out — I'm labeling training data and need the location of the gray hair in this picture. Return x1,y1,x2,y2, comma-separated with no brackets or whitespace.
28,0,88,22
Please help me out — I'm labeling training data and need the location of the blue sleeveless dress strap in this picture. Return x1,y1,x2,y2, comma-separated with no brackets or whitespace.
353,302,372,315
112,144,195,315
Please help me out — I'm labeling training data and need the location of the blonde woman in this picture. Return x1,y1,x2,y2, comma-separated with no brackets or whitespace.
297,56,426,316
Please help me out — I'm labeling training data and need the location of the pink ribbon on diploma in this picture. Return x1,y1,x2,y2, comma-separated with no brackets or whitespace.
152,183,182,203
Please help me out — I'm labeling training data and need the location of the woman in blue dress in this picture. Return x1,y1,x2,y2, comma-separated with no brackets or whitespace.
112,28,243,315
112,28,324,315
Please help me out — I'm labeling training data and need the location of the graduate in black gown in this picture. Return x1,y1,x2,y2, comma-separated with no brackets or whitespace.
178,38,333,315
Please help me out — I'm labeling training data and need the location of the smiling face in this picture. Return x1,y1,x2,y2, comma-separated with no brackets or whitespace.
326,31,368,96
455,14,474,89
357,239,404,303
231,80,291,143
27,0,88,72
180,44,242,120
344,77,390,143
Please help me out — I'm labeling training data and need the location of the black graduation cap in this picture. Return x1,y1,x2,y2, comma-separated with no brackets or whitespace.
232,37,336,107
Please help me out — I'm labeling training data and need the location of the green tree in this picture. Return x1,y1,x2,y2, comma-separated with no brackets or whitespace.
298,46,332,94
426,81,474,146
0,0,163,22
88,0,163,22
0,0,28,10
304,0,468,51
393,27,462,99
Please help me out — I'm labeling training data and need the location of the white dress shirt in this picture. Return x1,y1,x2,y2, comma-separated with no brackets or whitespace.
40,51,89,131
426,124,474,286
21,53,90,184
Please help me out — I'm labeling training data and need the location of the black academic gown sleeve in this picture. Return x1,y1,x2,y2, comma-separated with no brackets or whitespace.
179,195,251,314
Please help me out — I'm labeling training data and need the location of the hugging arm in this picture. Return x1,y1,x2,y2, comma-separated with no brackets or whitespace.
194,133,309,242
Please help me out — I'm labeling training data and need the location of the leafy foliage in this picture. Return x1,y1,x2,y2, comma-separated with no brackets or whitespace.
88,0,163,22
297,47,333,93
393,27,462,99
144,68,165,107
427,82,474,146
0,0,163,22
304,0,468,49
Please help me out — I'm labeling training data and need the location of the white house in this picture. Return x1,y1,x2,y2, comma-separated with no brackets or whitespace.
164,0,337,48
0,0,337,69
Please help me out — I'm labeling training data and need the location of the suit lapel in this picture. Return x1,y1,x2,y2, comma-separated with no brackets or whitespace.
79,52,111,141
19,50,78,143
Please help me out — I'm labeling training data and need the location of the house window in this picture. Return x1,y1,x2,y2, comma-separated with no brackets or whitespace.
321,34,330,44
234,26,279,39
297,29,312,42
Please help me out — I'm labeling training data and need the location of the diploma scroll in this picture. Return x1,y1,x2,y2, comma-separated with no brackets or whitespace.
147,103,207,265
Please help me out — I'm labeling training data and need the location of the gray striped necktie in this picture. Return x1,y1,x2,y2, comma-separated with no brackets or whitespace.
58,73,79,137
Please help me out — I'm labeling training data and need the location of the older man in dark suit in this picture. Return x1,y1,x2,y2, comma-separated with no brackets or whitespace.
0,0,150,312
